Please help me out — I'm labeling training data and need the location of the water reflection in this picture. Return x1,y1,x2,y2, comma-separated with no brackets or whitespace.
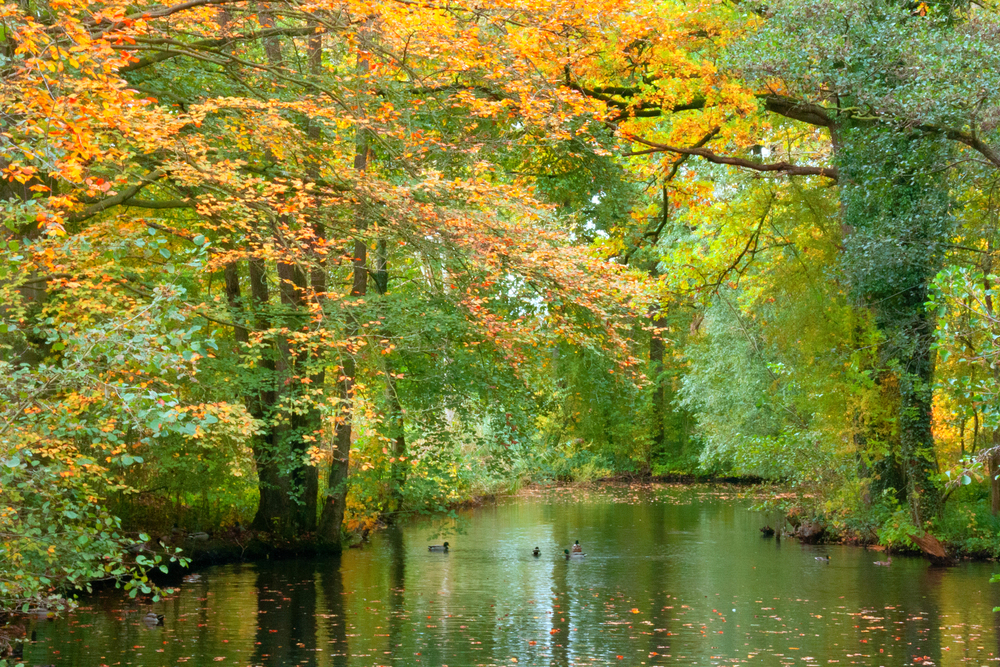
385,526,405,667
24,485,1000,666
252,559,317,665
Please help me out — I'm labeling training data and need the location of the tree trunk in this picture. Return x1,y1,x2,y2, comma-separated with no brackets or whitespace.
243,259,295,533
649,312,667,456
317,239,366,542
256,3,283,67
277,260,319,532
374,238,407,512
317,147,370,543
895,286,941,522
317,23,374,544
981,245,1000,515
834,121,950,525
991,430,1000,516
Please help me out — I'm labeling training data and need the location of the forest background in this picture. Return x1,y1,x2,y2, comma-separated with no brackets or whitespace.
3,0,1000,613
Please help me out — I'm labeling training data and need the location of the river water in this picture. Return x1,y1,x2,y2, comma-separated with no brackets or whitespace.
23,484,1000,666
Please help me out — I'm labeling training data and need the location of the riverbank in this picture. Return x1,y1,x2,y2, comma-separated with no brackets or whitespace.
147,477,1000,583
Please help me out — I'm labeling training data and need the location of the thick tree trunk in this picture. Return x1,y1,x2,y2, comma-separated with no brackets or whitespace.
277,260,319,532
295,22,326,532
895,287,942,522
243,259,295,533
835,122,950,525
225,260,287,531
236,3,309,536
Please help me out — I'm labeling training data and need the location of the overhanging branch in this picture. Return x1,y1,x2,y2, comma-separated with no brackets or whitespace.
624,134,838,181
946,129,1000,170
120,26,318,73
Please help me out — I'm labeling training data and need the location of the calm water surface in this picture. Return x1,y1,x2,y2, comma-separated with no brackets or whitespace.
25,485,1000,666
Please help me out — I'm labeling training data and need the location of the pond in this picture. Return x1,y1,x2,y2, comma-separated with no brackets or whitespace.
23,485,1000,666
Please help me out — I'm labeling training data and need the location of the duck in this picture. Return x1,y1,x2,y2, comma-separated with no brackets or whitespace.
815,555,830,562
564,549,585,559
187,531,210,542
873,556,892,566
143,612,164,626
532,547,541,557
571,540,583,553
428,542,449,552
760,526,775,537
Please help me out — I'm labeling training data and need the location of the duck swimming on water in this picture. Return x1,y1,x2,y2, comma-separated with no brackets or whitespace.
571,540,583,553
143,612,164,626
532,547,541,557
428,542,449,552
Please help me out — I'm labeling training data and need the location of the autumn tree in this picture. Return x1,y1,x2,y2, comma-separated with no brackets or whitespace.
550,0,1000,531
0,0,658,594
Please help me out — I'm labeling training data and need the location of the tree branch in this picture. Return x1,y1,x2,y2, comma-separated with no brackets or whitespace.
563,66,835,128
621,128,721,266
946,129,1000,170
623,134,838,180
762,95,833,128
124,199,194,210
90,0,246,32
563,66,705,120
69,170,167,222
119,26,318,73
